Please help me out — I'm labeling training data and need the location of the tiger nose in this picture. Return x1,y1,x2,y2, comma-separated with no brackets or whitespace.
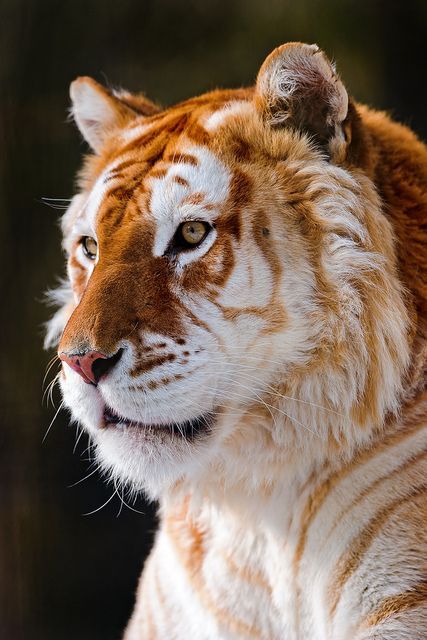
59,349,123,385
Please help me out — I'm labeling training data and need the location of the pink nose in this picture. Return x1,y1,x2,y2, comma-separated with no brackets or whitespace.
59,350,121,385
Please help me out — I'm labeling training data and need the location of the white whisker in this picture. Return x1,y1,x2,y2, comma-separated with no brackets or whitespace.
42,401,65,443
82,490,116,517
219,376,319,437
197,354,343,416
73,426,85,454
68,466,98,488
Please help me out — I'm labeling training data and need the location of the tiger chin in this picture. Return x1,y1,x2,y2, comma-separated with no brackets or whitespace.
46,43,427,639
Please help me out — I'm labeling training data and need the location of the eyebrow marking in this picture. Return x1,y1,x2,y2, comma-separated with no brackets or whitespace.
165,152,199,166
149,167,168,180
103,173,121,184
181,193,205,206
173,176,190,187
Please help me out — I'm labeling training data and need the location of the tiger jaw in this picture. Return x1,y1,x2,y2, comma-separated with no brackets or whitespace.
59,365,220,442
58,365,226,495
102,404,215,439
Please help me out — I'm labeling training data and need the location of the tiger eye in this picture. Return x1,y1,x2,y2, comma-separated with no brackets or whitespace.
180,221,209,246
81,236,98,260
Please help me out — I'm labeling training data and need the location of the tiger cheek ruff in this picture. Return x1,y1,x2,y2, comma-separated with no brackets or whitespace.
47,43,427,639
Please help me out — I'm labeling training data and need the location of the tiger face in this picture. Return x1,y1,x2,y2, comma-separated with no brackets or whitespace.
49,43,410,499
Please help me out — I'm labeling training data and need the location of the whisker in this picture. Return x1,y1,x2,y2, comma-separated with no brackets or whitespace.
115,482,124,518
80,440,95,462
212,382,281,432
73,426,85,454
219,377,319,437
195,355,342,417
42,354,60,389
43,372,60,407
218,365,343,417
114,478,146,516
39,196,72,210
42,401,65,443
82,490,116,516
68,466,98,488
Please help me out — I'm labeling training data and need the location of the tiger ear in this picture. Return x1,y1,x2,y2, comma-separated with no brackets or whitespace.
70,77,159,153
255,43,349,161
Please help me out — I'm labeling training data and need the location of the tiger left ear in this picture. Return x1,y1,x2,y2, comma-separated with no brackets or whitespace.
70,77,160,153
255,42,349,161
70,77,140,152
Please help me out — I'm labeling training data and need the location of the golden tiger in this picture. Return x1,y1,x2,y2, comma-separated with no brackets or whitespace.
47,43,427,639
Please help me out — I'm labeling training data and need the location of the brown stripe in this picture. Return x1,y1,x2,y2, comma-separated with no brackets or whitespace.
110,158,144,174
360,581,427,629
250,208,283,306
103,172,122,183
173,175,189,187
147,167,168,180
166,505,263,638
325,447,427,544
294,415,427,571
293,413,427,630
130,353,176,378
165,152,198,166
328,480,427,619
212,300,287,329
221,551,272,594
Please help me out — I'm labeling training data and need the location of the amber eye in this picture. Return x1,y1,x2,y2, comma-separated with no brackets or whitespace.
81,236,98,260
177,221,211,249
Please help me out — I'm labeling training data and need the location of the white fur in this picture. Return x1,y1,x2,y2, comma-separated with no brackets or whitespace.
203,101,254,132
70,78,122,152
150,143,231,265
120,121,152,142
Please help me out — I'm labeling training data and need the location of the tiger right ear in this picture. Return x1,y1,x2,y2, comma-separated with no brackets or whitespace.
70,77,159,153
255,42,349,161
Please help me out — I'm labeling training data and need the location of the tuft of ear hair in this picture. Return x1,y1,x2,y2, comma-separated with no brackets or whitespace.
70,77,159,153
255,42,349,161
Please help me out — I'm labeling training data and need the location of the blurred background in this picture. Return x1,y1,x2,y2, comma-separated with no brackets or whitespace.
1,0,426,638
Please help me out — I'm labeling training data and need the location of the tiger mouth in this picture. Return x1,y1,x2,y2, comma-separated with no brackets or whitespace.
102,406,214,439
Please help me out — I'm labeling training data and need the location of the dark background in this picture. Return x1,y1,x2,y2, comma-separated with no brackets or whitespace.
1,1,426,638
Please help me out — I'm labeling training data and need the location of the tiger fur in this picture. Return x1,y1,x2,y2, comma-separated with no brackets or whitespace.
47,43,427,639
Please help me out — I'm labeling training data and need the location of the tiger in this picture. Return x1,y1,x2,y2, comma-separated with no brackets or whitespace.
46,42,427,639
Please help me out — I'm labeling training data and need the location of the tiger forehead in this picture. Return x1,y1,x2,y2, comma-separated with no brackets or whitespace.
81,95,257,218
84,102,250,238
87,144,231,238
79,90,322,247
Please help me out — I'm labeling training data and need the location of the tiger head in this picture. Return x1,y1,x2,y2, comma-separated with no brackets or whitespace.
48,43,410,499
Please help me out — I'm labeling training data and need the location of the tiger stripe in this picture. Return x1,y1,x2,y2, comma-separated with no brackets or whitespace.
327,478,427,619
360,581,427,630
323,443,427,544
294,409,427,575
166,508,264,638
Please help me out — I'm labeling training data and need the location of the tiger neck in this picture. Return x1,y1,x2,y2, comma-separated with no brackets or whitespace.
161,388,425,534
